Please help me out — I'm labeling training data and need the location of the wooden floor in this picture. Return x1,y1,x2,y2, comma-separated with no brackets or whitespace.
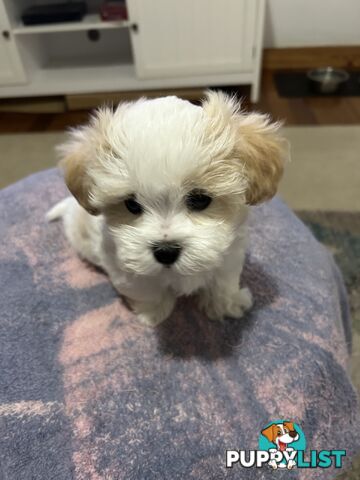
0,70,360,132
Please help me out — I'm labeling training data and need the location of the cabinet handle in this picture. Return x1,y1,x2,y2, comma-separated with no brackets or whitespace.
130,23,139,33
2,30,10,40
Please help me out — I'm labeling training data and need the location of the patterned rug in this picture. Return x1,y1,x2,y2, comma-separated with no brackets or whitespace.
297,211,360,337
297,211,360,480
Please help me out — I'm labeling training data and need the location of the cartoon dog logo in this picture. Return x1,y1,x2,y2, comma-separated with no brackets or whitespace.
261,421,299,469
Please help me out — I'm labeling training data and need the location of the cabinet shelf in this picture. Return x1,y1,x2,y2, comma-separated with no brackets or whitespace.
0,0,264,102
0,58,254,98
13,13,130,35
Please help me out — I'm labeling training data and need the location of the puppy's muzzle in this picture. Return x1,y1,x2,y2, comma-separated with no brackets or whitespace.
152,242,182,266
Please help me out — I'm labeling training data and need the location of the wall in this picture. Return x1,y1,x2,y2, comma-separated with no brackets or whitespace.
264,0,360,48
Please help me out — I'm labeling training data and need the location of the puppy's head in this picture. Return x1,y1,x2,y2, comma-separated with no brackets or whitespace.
59,92,288,276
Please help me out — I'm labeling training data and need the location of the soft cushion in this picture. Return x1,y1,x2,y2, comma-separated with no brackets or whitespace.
0,169,359,479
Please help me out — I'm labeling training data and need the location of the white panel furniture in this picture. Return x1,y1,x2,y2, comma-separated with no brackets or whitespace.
0,0,266,102
0,1,27,85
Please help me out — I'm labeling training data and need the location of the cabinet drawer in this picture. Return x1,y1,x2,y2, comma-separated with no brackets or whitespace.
128,0,258,79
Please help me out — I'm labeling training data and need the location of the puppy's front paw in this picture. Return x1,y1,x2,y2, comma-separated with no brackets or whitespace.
228,287,253,317
128,295,176,327
200,287,253,321
137,309,167,327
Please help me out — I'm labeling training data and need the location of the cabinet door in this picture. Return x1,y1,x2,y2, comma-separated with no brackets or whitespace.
0,3,27,86
128,0,258,78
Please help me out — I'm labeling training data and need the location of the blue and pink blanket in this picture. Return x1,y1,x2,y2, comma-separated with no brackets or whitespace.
0,169,358,479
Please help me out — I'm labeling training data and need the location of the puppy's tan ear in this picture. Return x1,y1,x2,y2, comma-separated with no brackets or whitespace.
261,424,277,443
59,145,98,215
58,107,113,215
235,112,288,205
202,90,288,205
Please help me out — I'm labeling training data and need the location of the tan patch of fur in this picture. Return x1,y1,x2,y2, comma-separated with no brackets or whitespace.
59,106,115,215
204,195,242,221
60,151,98,215
236,121,286,205
184,159,247,199
188,190,244,225
103,201,140,228
183,162,245,225
202,90,288,206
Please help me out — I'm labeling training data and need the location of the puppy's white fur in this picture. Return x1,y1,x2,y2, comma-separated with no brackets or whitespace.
47,92,287,326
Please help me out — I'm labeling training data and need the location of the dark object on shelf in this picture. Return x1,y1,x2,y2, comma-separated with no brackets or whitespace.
100,1,128,21
307,67,350,94
274,70,360,97
22,2,87,26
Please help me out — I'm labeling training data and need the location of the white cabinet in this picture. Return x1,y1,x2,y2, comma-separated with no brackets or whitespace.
128,0,258,78
0,2,26,85
0,0,265,102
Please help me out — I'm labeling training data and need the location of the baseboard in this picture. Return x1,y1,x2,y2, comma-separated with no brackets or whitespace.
0,96,66,113
66,88,205,111
263,46,360,70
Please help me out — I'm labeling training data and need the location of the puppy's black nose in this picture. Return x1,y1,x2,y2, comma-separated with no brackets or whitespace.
152,242,182,265
289,431,298,438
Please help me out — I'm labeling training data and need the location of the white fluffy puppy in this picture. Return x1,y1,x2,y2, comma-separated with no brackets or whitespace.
47,91,287,326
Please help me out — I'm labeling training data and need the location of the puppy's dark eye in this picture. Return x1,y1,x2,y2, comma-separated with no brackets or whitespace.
186,190,212,211
124,196,143,215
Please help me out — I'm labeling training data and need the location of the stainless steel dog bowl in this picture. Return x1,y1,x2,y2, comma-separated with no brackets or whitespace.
307,67,349,94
